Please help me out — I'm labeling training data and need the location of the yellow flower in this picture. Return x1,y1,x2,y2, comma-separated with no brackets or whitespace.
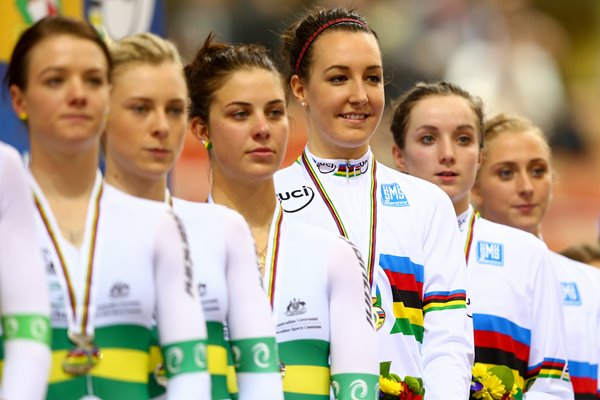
379,376,403,396
472,363,491,380
481,374,506,400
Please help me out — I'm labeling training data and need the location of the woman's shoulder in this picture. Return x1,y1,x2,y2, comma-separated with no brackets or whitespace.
376,162,454,208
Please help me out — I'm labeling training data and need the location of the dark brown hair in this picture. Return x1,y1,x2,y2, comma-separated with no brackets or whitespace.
3,15,112,91
280,7,377,82
390,81,485,149
184,33,284,123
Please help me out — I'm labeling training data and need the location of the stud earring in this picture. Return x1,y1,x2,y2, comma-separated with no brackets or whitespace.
202,139,212,150
18,112,27,121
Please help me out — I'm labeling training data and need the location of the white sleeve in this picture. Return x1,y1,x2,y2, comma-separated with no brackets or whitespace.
152,210,211,399
524,252,574,399
0,145,51,400
420,192,474,400
224,212,283,400
328,237,378,399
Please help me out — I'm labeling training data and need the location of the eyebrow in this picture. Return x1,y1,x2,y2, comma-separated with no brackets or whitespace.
415,124,475,132
224,99,285,108
323,64,382,73
38,66,105,75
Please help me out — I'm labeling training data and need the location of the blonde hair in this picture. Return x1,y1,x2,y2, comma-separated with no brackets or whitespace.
482,113,552,162
109,32,182,77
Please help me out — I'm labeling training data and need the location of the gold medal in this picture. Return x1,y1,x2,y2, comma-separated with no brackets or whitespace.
62,333,102,376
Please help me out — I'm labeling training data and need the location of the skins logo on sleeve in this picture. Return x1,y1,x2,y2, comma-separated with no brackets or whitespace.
380,183,409,207
560,282,581,306
476,241,504,266
278,186,315,213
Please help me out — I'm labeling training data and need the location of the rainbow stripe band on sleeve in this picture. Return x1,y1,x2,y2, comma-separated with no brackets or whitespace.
2,314,51,346
230,337,280,373
526,357,570,387
161,339,208,379
423,290,467,314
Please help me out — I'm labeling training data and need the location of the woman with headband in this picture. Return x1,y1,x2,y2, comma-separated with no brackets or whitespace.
275,8,473,398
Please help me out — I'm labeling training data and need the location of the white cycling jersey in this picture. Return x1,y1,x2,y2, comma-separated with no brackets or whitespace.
0,142,51,400
275,148,473,399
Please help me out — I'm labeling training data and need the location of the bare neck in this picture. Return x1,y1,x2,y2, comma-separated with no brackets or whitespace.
29,145,99,199
211,173,276,232
104,166,166,202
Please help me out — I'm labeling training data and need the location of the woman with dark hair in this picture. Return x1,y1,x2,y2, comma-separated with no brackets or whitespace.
5,16,209,399
104,31,282,399
275,8,473,398
185,33,379,399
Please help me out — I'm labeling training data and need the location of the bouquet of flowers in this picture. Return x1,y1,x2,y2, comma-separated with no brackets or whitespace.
379,361,425,400
470,363,523,400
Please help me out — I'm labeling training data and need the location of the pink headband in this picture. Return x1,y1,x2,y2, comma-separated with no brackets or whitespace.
294,17,370,75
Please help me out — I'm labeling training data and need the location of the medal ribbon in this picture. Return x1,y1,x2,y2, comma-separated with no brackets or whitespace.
463,209,477,265
265,205,284,307
32,177,103,336
300,151,378,287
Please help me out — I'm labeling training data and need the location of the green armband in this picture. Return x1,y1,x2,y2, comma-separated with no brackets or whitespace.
331,373,379,400
161,339,208,378
230,337,279,373
1,314,51,346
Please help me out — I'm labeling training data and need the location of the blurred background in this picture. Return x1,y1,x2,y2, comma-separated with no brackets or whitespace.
1,0,599,252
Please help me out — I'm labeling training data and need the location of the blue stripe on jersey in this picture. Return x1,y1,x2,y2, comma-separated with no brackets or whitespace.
567,360,598,379
379,254,424,283
473,313,531,347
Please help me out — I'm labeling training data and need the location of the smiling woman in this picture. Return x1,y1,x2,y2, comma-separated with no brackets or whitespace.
275,8,474,399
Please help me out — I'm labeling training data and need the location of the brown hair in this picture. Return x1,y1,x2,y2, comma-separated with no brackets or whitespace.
184,33,284,123
560,242,600,266
390,81,485,149
280,7,377,82
3,15,112,91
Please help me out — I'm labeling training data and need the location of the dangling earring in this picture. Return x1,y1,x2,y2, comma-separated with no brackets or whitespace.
18,111,27,121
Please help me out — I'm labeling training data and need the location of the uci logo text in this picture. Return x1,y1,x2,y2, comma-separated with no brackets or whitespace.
278,186,314,213
380,183,409,207
476,241,504,266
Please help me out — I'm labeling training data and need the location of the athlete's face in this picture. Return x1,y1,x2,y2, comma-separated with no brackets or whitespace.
196,67,288,184
291,30,384,160
10,35,110,155
392,95,481,214
105,61,188,182
472,129,553,236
